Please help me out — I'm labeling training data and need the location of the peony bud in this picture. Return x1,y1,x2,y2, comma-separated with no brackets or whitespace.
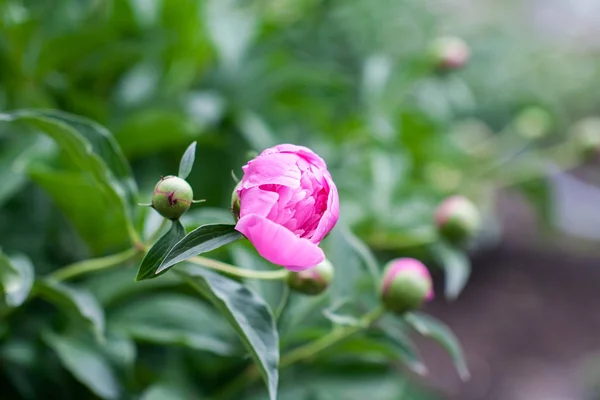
429,36,470,71
380,258,433,314
513,107,552,139
287,259,334,295
152,176,193,220
434,195,480,245
571,117,600,160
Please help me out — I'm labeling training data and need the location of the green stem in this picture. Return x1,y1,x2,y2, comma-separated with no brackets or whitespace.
214,306,385,400
47,248,140,282
188,256,289,280
279,306,385,368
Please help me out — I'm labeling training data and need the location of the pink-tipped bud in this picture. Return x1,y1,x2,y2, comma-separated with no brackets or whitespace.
429,36,470,71
287,259,334,295
571,117,600,160
435,195,480,245
152,176,193,220
380,258,434,314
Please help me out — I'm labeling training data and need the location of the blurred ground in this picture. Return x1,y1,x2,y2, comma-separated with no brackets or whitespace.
418,188,600,400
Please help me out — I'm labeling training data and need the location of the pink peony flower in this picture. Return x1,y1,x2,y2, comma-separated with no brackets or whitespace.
233,144,339,271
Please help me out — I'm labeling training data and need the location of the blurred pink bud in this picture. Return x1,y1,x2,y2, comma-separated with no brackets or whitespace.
233,144,339,271
435,195,480,245
380,258,434,314
430,36,470,70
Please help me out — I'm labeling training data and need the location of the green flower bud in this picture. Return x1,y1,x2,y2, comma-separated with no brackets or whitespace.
380,258,434,314
434,195,480,245
152,176,193,220
571,117,600,160
513,107,552,139
287,259,334,295
231,181,241,222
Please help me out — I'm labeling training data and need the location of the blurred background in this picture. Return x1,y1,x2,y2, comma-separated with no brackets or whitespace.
2,0,600,399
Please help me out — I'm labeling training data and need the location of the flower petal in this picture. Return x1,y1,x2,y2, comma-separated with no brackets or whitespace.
311,172,340,243
238,187,279,218
236,214,325,271
261,144,327,169
241,153,301,189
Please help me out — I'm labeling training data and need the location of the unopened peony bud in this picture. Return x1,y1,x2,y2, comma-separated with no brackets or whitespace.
380,258,433,314
429,36,470,70
287,259,334,295
571,117,600,160
435,195,480,245
513,107,552,139
152,176,193,220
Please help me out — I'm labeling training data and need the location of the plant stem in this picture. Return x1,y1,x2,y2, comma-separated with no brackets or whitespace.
214,306,385,400
279,306,385,368
188,256,289,280
47,248,140,282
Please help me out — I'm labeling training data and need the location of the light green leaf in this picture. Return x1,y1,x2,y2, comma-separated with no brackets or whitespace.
136,220,186,281
157,224,242,274
141,383,190,400
0,252,34,307
43,331,120,399
405,312,470,381
36,281,105,340
109,294,235,356
178,141,197,179
431,242,471,300
177,264,279,400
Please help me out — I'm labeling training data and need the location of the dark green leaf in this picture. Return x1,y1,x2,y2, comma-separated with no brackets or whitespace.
156,224,242,274
36,281,105,340
0,252,34,307
29,167,130,252
43,331,120,399
178,141,197,179
405,312,470,381
136,220,186,281
109,294,235,356
431,242,471,300
177,264,279,400
0,110,137,246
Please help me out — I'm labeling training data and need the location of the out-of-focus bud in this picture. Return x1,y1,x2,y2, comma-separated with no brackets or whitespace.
287,259,334,295
380,258,434,314
434,195,480,245
152,176,193,220
513,107,553,139
570,117,600,160
429,36,470,71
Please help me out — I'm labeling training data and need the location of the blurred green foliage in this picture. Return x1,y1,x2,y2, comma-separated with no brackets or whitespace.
1,0,600,399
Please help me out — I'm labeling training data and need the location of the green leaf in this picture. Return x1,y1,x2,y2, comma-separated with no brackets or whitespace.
0,110,137,247
141,383,190,400
136,220,186,281
181,207,236,230
109,294,236,356
178,141,197,179
0,252,34,307
43,331,120,399
431,242,471,300
156,224,242,274
36,281,105,340
405,312,470,381
177,264,279,400
29,167,130,252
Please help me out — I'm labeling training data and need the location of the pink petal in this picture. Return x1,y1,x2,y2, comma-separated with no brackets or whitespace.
235,214,325,271
260,144,327,169
241,153,301,189
238,187,279,218
310,172,340,243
